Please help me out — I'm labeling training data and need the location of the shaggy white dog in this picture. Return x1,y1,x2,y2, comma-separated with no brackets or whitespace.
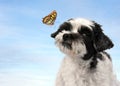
51,18,120,86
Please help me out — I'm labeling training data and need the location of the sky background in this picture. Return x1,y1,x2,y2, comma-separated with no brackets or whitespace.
0,0,120,86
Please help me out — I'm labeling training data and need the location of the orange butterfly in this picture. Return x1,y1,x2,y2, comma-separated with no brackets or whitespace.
42,10,57,25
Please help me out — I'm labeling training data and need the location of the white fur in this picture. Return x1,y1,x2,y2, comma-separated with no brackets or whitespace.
53,18,120,86
55,30,87,57
56,52,120,86
68,18,94,33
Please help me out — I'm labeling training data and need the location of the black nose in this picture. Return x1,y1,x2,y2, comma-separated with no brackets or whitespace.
63,34,71,41
51,33,56,38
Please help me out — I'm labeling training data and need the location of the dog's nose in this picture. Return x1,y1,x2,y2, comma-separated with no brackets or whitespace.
63,34,71,41
51,33,56,38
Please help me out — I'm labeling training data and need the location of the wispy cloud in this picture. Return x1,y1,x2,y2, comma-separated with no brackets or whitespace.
0,70,55,86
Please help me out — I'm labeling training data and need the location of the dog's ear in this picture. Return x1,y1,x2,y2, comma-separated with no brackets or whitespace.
93,22,114,52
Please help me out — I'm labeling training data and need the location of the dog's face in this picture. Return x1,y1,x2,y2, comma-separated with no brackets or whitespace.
51,18,113,59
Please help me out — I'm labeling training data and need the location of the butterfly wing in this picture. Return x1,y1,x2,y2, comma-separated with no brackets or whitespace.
42,16,52,25
42,10,57,25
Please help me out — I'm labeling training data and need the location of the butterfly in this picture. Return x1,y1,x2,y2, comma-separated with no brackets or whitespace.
42,10,57,25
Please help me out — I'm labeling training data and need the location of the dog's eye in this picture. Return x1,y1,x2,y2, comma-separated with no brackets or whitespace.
78,26,91,36
59,22,72,31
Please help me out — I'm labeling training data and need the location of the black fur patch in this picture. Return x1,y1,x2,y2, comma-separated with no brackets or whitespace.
92,22,114,51
90,53,103,69
78,26,93,38
78,26,97,60
51,22,72,38
82,22,113,68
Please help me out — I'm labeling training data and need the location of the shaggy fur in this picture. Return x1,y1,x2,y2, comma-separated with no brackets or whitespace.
51,18,120,86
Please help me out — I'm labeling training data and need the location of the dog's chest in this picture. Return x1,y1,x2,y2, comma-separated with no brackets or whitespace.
58,57,112,86
60,57,89,86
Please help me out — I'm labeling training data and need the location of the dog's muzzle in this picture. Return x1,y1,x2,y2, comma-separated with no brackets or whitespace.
51,32,71,41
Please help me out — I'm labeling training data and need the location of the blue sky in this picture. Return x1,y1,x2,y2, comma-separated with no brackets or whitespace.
0,0,120,86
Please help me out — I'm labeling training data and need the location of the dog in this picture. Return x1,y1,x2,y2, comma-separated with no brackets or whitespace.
51,18,120,86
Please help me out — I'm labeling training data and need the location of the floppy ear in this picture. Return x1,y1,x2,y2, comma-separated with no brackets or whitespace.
93,22,114,52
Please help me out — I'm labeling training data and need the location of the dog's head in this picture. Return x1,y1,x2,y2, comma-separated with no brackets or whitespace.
51,18,114,59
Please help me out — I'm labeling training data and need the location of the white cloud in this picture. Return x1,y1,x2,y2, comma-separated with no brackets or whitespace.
0,70,55,86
